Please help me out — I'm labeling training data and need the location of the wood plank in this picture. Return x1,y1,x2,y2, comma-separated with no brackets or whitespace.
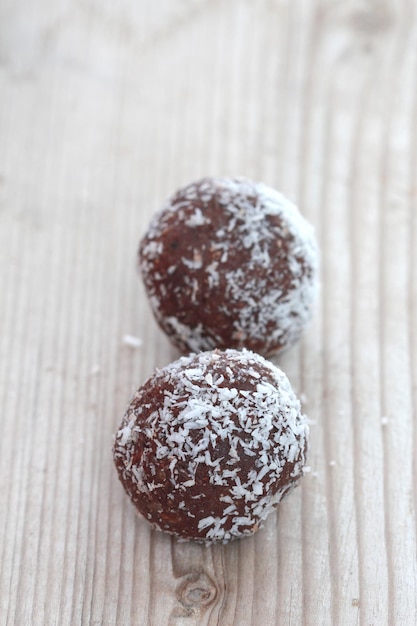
1,1,417,624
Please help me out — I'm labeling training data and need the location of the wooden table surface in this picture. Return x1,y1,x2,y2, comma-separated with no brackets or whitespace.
1,1,417,624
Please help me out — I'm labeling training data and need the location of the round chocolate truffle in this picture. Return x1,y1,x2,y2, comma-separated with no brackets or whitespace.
113,349,309,543
139,177,318,356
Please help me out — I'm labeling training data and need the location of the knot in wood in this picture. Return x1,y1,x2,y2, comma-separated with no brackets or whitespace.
179,572,217,609
350,7,392,35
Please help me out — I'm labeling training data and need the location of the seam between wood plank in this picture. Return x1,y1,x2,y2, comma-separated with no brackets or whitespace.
348,45,390,624
30,73,71,625
319,65,339,626
408,3,417,611
297,9,329,626
3,121,53,626
378,5,415,623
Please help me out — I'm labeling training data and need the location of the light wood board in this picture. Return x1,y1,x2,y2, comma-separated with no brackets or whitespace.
1,1,417,624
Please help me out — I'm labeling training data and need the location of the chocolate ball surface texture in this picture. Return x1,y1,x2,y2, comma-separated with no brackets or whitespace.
113,349,309,543
139,177,318,356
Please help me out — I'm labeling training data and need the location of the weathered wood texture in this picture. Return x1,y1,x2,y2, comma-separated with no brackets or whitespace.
1,1,417,624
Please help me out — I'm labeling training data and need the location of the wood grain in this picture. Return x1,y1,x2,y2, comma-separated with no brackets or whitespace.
1,1,417,624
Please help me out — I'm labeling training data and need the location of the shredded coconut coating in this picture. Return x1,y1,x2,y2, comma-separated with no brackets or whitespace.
113,349,309,544
139,177,319,356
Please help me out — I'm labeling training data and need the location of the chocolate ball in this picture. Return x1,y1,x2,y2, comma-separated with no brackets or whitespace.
139,177,318,356
113,349,309,543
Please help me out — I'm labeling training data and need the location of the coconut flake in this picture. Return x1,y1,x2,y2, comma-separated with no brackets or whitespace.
122,334,143,348
139,177,319,357
113,348,309,545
